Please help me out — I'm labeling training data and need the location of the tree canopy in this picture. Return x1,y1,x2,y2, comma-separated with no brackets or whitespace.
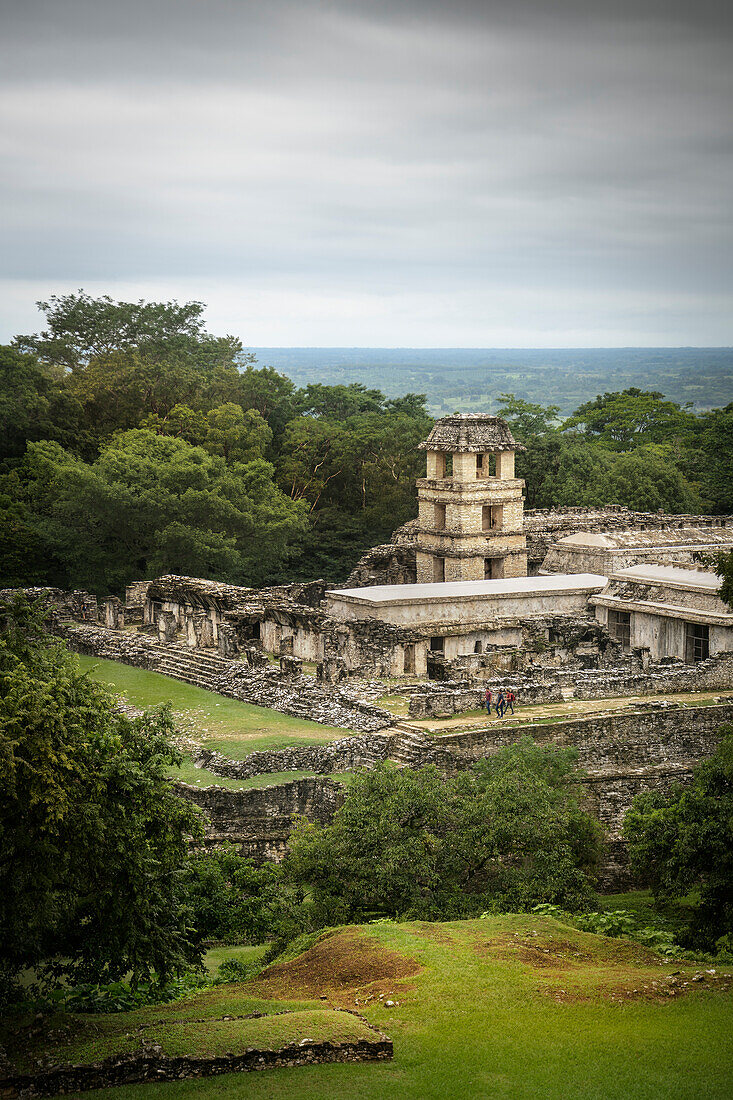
1,293,729,593
284,741,603,924
0,599,203,1002
624,728,733,951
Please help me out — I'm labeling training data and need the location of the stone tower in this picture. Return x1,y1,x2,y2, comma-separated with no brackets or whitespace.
415,413,528,583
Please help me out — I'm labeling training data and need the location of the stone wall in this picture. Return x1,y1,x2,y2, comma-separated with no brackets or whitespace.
345,507,733,585
176,776,348,860
407,651,733,716
184,701,733,888
193,732,394,780
4,1033,392,1097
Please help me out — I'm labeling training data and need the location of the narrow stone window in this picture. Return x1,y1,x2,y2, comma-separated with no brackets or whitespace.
607,609,631,649
485,557,504,580
430,636,445,653
403,644,416,674
474,640,483,654
434,503,446,530
433,556,445,582
684,622,709,663
476,453,484,477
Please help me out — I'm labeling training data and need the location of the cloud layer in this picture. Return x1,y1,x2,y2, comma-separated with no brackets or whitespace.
1,0,731,345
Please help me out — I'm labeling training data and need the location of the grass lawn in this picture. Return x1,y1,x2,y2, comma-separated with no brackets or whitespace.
10,915,732,1100
202,944,272,976
170,756,355,790
77,656,348,756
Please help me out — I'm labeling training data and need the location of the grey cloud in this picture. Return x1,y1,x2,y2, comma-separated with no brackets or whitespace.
0,0,731,343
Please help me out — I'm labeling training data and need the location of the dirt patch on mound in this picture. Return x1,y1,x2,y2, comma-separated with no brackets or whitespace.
474,932,665,972
542,968,733,1004
249,930,420,1003
475,935,592,970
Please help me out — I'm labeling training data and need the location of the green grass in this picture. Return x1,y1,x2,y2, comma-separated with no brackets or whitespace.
77,656,349,756
10,915,732,1099
201,944,271,976
169,756,356,790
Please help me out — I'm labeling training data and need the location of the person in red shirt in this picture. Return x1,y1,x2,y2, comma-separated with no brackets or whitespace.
484,687,493,715
506,689,516,715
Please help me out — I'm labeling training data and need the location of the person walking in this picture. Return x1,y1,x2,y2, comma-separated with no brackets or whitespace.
496,690,506,718
505,689,516,716
484,686,493,715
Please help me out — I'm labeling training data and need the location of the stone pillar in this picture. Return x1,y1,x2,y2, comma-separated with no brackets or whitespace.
495,450,515,479
218,623,239,658
103,596,124,630
279,654,303,677
198,615,215,648
158,610,177,643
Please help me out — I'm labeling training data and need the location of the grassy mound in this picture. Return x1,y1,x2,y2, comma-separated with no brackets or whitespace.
250,929,421,1001
5,916,733,1098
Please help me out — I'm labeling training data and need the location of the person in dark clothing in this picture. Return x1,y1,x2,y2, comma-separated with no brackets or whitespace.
484,687,493,715
496,690,506,718
505,689,516,715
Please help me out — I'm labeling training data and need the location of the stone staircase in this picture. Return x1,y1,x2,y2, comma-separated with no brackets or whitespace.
388,723,431,767
148,644,234,692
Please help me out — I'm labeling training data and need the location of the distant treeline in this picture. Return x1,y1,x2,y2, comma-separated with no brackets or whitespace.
1,293,731,595
253,346,733,418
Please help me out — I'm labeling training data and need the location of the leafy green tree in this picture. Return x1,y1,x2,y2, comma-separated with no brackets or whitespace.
180,849,305,944
12,431,307,592
497,392,560,442
624,729,733,951
0,598,203,1001
603,447,702,513
713,550,733,610
143,403,272,464
14,291,216,368
285,741,602,923
564,388,698,450
697,404,733,513
0,345,83,462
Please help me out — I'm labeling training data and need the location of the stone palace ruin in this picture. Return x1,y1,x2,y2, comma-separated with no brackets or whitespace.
10,413,733,886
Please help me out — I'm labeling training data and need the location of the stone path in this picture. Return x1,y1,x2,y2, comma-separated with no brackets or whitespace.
405,690,726,735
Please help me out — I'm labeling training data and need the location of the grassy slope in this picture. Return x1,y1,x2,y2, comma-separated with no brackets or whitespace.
34,915,733,1100
76,656,347,756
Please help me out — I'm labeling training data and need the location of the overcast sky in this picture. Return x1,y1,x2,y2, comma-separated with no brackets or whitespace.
1,0,731,346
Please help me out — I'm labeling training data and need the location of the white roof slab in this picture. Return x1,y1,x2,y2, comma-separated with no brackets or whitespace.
612,565,721,590
329,573,608,605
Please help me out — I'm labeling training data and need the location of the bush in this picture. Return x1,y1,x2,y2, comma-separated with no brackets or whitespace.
284,741,604,923
624,728,733,951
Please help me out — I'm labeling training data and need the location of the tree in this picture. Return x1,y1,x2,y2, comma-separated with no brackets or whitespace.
563,388,697,451
0,345,83,462
180,849,305,944
497,392,560,442
14,291,214,368
624,729,733,951
13,293,251,457
284,741,602,924
713,550,733,610
0,598,203,1001
697,404,733,513
11,431,307,592
603,447,702,513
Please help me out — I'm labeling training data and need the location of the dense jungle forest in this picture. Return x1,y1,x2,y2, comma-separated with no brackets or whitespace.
1,293,732,595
